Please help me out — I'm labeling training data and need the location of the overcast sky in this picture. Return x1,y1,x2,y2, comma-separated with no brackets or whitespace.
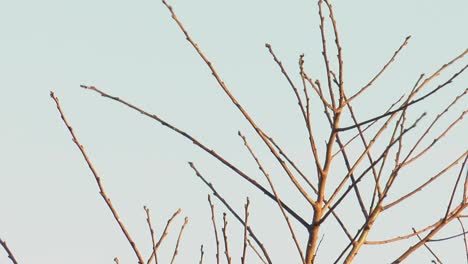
1,1,467,263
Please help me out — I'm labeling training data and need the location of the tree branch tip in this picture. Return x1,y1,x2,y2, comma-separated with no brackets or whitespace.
265,43,271,48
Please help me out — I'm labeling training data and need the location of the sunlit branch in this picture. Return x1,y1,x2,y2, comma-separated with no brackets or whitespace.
170,217,188,264
189,162,273,264
239,132,305,263
80,85,307,228
50,92,145,264
207,195,220,264
147,209,182,264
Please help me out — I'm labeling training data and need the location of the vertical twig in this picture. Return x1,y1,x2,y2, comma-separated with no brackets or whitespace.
144,206,158,264
208,195,220,264
445,155,468,219
247,239,267,264
161,0,318,209
80,85,307,228
147,209,182,264
199,245,204,264
241,197,250,264
412,228,444,264
239,132,306,263
189,162,273,263
170,217,189,264
222,213,232,264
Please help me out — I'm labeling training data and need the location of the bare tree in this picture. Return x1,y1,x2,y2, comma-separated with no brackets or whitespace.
2,1,466,263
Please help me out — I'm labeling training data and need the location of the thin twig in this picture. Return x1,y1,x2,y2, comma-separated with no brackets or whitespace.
199,245,204,264
222,213,232,264
241,197,250,264
445,155,468,219
148,209,182,264
80,85,307,228
457,218,468,264
412,228,444,264
0,238,18,264
239,132,306,263
50,92,145,264
170,217,188,264
366,221,440,245
144,206,158,264
208,195,220,264
266,45,324,178
189,162,272,264
337,57,467,131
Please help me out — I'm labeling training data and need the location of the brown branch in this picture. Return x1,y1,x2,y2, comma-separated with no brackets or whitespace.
144,206,158,264
302,72,334,111
267,136,354,242
241,197,250,264
346,36,411,104
161,0,317,209
170,217,188,264
199,245,204,264
332,94,404,158
323,0,345,105
189,162,272,264
267,45,324,178
445,155,468,219
321,98,369,219
366,221,440,245
247,239,267,264
299,54,312,126
267,135,317,193
0,238,18,264
321,113,425,223
402,88,466,167
239,132,305,263
208,195,220,264
222,213,232,264
147,209,182,264
403,108,467,167
384,152,467,210
412,228,443,264
50,92,145,264
393,202,468,263
317,0,336,108
456,218,468,263
80,85,308,228
337,57,467,132
428,231,468,242
266,44,307,120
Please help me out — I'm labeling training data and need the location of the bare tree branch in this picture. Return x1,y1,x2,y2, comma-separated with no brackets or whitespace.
50,92,145,264
0,238,18,264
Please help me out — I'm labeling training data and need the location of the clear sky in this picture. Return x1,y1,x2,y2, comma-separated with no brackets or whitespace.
1,0,467,263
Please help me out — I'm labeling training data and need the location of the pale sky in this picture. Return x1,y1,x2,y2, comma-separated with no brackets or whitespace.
1,0,467,263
